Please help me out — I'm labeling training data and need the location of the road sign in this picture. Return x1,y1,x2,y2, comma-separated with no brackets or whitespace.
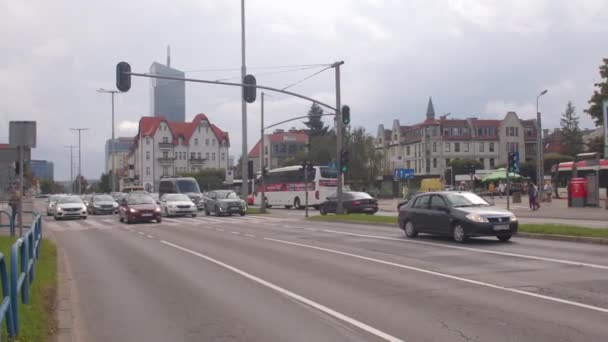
393,168,415,180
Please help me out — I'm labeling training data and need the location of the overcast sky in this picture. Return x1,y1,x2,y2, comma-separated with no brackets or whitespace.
1,0,607,181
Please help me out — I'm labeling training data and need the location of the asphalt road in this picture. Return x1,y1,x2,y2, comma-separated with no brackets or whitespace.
43,206,608,341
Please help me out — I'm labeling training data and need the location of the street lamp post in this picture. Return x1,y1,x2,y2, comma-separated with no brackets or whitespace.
64,145,76,193
240,0,249,200
97,88,120,193
536,89,548,187
70,128,89,194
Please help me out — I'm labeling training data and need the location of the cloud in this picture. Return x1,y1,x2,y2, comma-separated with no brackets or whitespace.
33,37,70,58
118,120,139,135
484,100,536,118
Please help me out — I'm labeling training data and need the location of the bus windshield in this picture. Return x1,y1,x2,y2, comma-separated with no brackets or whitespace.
176,180,201,193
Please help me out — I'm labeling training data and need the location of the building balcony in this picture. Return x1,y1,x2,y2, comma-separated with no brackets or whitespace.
190,157,206,165
157,157,176,165
158,142,173,149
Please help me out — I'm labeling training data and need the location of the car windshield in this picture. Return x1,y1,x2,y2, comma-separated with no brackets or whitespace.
166,194,190,202
176,180,201,193
216,191,239,199
446,193,490,207
94,195,114,202
127,195,155,205
58,196,83,204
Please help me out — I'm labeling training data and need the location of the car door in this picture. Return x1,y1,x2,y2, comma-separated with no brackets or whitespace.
427,195,451,234
410,195,430,232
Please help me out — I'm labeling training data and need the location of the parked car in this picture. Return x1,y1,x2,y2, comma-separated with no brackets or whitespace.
158,177,205,211
398,191,518,243
87,194,119,215
46,195,62,216
319,191,378,215
54,196,87,220
118,193,162,224
159,194,197,217
82,194,94,207
200,192,213,211
204,190,247,216
111,192,126,201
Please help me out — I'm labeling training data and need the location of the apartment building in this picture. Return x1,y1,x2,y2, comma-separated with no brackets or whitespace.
248,129,308,173
375,98,538,178
127,113,229,192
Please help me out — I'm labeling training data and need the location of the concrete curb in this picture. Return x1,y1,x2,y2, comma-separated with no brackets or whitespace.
308,218,608,245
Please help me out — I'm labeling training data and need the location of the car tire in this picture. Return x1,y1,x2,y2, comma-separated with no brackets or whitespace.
294,198,301,210
404,220,418,238
453,224,468,243
46,212,51,217
215,206,222,217
119,216,123,223
284,205,292,209
156,218,162,223
205,209,210,216
319,206,327,216
54,216,59,221
497,233,512,242
240,211,246,216
82,216,87,220
192,214,197,218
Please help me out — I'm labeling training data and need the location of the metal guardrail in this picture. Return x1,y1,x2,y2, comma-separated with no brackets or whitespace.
0,252,15,338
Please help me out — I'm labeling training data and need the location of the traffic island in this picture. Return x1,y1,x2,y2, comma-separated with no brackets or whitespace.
308,214,608,244
0,237,58,341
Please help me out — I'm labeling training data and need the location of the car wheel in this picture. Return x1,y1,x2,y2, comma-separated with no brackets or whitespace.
215,206,222,217
404,220,418,238
294,198,301,210
192,214,197,218
205,209,210,216
284,205,292,209
46,212,51,217
156,218,162,223
119,216,124,223
82,216,87,220
453,224,468,243
497,233,512,242
240,211,246,216
54,216,59,221
319,206,327,215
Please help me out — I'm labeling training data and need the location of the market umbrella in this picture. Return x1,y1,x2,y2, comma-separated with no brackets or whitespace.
481,168,522,183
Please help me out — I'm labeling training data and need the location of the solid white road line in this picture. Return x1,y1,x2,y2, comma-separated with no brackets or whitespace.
138,232,145,235
231,231,241,235
244,234,256,238
265,238,608,314
147,234,154,239
160,240,404,342
316,228,608,271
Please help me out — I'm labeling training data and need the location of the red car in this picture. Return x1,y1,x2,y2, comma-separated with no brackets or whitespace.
118,193,162,224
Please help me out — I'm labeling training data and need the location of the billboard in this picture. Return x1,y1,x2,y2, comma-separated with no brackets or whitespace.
9,121,36,147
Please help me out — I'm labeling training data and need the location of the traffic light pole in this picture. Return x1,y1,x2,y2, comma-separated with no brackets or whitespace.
260,92,266,213
334,61,345,214
506,169,510,210
304,166,309,218
240,0,248,201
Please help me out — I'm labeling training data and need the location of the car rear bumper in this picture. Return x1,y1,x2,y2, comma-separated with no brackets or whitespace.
92,207,117,214
127,212,161,222
218,206,246,214
167,208,196,215
56,210,87,218
462,221,518,236
350,205,378,213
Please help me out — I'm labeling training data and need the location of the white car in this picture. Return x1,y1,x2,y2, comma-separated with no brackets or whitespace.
159,194,197,217
46,195,62,216
54,196,88,220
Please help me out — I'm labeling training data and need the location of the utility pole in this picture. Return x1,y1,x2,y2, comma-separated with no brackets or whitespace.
260,92,266,213
64,145,76,193
97,88,120,193
333,61,345,214
70,128,89,194
240,0,248,200
536,89,548,187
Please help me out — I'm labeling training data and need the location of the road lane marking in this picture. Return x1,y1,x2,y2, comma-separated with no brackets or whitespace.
147,234,154,238
244,234,256,237
231,231,241,235
215,228,224,231
265,238,608,314
138,232,144,235
160,240,404,342
313,228,608,271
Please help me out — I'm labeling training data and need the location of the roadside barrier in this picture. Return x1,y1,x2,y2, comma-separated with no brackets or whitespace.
0,252,15,338
0,211,11,236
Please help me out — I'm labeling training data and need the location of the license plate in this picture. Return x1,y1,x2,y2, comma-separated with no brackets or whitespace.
230,207,240,210
493,224,510,231
142,213,153,217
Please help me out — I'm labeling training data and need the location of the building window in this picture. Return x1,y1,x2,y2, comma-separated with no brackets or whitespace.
146,151,150,160
162,137,168,143
212,139,216,146
221,153,225,161
198,126,201,133
446,158,451,166
274,145,279,153
454,143,460,152
205,139,209,146
479,142,484,152
288,144,296,153
190,152,195,159
195,152,200,159
406,146,410,155
162,151,168,159
194,138,199,145
206,127,209,134
393,134,397,140
507,142,519,153
445,143,451,152
433,142,437,153
406,161,410,168
212,153,216,161
489,142,495,152
433,158,437,168
205,152,209,159
507,127,519,137
479,158,484,167
464,143,469,152
264,146,268,155
490,158,495,168
145,167,150,176
162,166,168,176
280,144,286,152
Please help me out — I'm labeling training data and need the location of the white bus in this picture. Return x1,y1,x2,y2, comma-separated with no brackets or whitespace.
254,165,338,209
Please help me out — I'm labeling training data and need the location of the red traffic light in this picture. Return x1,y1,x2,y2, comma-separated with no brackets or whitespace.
116,62,131,92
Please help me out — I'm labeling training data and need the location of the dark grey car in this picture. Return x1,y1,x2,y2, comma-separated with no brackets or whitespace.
398,191,518,243
204,190,247,217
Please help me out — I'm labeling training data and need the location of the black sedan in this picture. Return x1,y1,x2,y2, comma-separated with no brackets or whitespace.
319,191,378,215
398,191,518,243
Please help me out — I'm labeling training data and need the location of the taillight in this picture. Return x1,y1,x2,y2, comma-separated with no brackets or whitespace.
353,201,361,206
315,191,319,200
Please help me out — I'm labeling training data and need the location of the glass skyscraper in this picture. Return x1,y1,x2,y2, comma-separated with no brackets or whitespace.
150,62,186,122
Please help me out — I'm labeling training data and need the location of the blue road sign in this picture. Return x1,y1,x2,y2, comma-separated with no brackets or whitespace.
394,168,415,180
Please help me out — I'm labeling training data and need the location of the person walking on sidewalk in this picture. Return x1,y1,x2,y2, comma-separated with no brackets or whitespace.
527,181,537,210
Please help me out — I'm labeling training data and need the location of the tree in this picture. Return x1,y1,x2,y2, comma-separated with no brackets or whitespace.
303,102,329,138
449,159,483,175
97,172,112,194
543,153,573,174
281,132,337,167
72,175,88,194
39,179,63,194
560,101,584,157
518,161,536,181
585,58,608,126
181,168,226,192
344,127,382,189
586,136,604,158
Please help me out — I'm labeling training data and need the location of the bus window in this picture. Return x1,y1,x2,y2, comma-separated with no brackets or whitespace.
320,167,337,179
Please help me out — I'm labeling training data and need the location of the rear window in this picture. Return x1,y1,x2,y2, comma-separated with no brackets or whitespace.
127,195,155,205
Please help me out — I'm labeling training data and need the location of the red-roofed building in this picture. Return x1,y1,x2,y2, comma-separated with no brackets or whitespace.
247,129,308,172
128,113,230,191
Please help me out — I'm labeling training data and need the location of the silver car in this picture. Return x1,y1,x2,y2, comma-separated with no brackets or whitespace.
46,195,62,216
54,196,88,220
159,194,197,217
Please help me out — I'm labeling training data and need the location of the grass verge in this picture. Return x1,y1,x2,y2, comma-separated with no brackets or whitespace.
0,237,58,341
308,214,608,239
247,207,270,215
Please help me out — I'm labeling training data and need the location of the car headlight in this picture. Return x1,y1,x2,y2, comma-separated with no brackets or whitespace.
169,205,177,208
508,214,518,222
113,203,118,207
154,207,161,212
94,204,100,208
466,213,489,223
129,208,137,213
56,207,63,212
82,205,87,211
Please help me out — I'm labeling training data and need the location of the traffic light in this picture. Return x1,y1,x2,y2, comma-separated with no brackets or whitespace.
340,149,350,173
262,167,268,177
508,152,520,173
243,74,257,103
116,62,131,92
14,161,19,175
342,105,350,125
247,160,254,179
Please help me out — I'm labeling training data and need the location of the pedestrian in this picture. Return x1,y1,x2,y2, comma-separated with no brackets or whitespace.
488,182,495,200
533,183,541,210
8,184,21,222
527,181,536,210
543,181,553,203
497,182,504,198
402,184,409,200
